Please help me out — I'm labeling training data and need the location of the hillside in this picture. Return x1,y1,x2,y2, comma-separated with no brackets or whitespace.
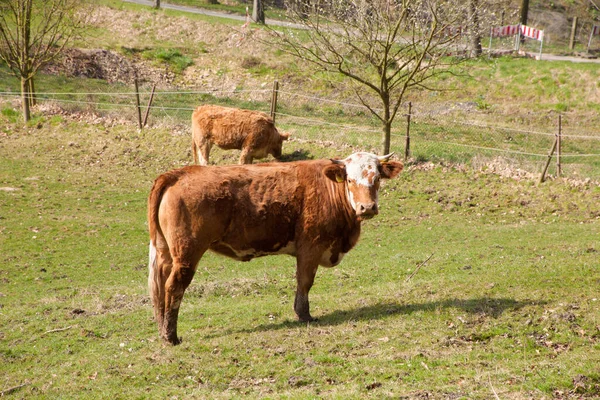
54,1,600,114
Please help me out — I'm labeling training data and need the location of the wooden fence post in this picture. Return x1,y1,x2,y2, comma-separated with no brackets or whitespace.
556,114,562,177
405,102,412,161
569,17,578,50
540,138,558,183
142,84,156,128
134,78,142,130
270,80,279,123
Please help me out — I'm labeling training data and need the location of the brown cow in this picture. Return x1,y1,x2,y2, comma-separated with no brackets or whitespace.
148,152,403,344
191,105,290,165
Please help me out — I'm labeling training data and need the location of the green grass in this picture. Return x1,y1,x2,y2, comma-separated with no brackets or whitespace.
1,106,599,398
140,47,194,73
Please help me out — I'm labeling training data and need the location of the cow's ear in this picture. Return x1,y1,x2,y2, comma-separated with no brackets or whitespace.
379,161,403,179
280,131,290,141
323,164,346,183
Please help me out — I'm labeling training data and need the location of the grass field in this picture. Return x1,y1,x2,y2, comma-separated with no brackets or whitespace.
1,1,600,397
1,109,599,398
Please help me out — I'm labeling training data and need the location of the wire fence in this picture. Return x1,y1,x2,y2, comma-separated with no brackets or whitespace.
1,83,599,181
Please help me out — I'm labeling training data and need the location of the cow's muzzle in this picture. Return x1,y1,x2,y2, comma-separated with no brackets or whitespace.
356,202,378,220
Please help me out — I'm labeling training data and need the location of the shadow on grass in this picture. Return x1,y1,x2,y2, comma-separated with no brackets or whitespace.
221,297,545,336
278,149,313,162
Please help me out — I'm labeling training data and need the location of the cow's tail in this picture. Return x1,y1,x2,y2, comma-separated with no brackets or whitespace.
147,170,187,320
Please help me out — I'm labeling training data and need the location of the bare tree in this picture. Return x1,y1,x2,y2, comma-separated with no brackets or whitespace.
269,0,470,154
0,0,86,122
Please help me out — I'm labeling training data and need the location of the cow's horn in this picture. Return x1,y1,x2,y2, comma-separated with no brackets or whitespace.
378,153,394,163
331,158,345,165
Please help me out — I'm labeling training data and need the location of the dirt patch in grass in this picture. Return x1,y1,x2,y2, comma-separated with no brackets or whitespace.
43,48,176,86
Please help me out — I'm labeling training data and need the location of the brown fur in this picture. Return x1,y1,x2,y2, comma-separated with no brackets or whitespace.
148,157,403,344
191,105,289,165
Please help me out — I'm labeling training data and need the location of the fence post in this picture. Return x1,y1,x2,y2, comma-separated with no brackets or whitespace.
569,17,578,50
270,80,279,123
142,84,156,128
540,138,558,183
556,114,562,177
134,78,142,130
405,102,412,161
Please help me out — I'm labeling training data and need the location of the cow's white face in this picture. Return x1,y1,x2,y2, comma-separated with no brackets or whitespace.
325,152,404,220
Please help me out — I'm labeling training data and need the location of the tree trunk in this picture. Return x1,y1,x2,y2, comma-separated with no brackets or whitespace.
252,0,265,24
519,0,529,45
27,76,36,107
21,77,31,122
382,122,392,155
153,0,160,9
469,0,482,57
520,0,529,25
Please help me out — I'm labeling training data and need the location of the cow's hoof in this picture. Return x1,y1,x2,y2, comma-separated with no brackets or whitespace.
163,334,182,345
297,315,315,323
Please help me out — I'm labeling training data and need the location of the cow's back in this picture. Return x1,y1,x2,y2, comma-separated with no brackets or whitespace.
159,162,323,260
192,105,273,150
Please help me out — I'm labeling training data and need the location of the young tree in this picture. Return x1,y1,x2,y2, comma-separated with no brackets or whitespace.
0,0,86,122
269,0,471,154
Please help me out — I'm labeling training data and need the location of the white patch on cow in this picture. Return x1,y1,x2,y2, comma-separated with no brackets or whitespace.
344,152,380,187
219,241,296,260
196,148,207,166
148,241,157,274
346,185,357,210
148,241,158,298
341,152,381,212
320,247,346,268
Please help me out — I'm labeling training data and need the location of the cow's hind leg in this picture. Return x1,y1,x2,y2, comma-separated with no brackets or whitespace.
294,252,320,322
148,241,173,340
161,246,207,345
148,239,173,339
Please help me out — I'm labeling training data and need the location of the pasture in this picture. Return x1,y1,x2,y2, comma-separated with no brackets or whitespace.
1,108,599,399
1,1,600,397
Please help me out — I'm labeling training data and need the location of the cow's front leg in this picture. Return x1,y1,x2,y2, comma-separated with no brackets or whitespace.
294,254,319,322
239,148,253,164
195,141,211,166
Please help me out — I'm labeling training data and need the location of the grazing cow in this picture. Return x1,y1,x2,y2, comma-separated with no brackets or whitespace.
147,152,403,344
191,105,290,165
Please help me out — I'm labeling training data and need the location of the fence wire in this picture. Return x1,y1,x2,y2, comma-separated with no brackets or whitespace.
1,85,599,181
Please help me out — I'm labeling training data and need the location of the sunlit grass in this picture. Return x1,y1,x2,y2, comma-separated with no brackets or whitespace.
1,108,599,398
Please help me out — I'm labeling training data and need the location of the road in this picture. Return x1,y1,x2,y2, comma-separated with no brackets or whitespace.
121,0,303,28
122,0,600,63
